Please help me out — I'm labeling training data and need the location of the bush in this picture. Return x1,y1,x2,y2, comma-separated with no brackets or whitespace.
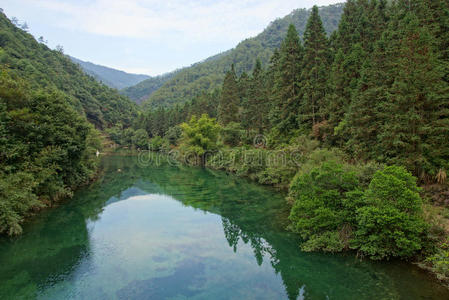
426,243,449,280
352,166,428,260
288,161,362,252
149,136,168,152
288,163,427,260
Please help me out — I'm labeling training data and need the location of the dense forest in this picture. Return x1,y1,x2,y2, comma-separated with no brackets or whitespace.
0,11,139,235
128,4,344,108
69,56,150,90
121,0,449,280
121,70,178,104
0,13,138,129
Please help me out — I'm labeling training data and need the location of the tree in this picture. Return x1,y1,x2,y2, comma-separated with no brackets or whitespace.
378,12,449,178
299,6,331,128
270,24,304,135
132,129,149,150
325,0,388,145
244,60,269,132
180,114,221,166
218,65,239,125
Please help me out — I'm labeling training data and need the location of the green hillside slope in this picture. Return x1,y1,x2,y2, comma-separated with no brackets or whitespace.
142,3,344,108
0,12,138,129
121,71,178,104
69,56,150,90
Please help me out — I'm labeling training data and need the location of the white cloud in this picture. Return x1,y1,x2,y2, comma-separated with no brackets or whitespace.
20,0,341,43
4,0,342,75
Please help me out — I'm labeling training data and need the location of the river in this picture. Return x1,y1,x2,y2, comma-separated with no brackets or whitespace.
0,155,447,299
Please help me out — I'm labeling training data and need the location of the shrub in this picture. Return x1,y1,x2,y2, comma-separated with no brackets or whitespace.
149,136,168,152
288,161,362,252
352,166,428,260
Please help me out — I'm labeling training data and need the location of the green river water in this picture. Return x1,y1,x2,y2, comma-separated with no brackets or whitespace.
0,155,448,300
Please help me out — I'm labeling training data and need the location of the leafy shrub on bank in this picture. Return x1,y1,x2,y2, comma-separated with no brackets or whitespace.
288,163,428,259
288,161,363,252
353,166,428,260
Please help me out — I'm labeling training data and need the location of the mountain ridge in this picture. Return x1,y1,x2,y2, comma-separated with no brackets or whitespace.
69,56,150,90
135,3,344,108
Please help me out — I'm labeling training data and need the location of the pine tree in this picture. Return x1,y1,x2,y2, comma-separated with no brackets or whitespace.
245,59,269,133
270,24,303,135
378,12,449,178
345,27,396,158
218,65,240,125
325,0,388,145
299,6,331,129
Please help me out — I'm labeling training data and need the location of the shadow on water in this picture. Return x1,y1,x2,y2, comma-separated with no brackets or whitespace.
0,155,447,299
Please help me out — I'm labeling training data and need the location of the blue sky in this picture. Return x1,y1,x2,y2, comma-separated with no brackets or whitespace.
1,0,342,76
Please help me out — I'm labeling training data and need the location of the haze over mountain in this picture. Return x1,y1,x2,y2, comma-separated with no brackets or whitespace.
69,56,150,90
129,3,344,108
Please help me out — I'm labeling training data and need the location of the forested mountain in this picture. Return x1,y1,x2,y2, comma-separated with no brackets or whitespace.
121,70,178,104
0,12,138,129
69,56,150,90
0,11,139,234
140,3,344,108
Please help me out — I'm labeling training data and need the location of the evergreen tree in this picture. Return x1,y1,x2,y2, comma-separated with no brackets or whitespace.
270,24,304,135
299,6,331,129
244,60,269,132
325,0,388,145
218,65,240,125
378,12,449,178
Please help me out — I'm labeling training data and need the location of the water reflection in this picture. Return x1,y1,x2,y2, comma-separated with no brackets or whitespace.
0,155,447,300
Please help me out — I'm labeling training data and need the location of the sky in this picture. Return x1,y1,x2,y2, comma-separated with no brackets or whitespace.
1,0,342,76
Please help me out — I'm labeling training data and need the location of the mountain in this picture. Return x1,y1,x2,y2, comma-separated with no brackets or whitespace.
0,12,138,129
69,56,150,90
140,3,344,108
120,70,178,104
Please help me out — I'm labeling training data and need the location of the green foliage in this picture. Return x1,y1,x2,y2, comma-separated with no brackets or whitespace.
0,12,138,129
288,161,362,252
165,126,182,146
121,71,177,103
288,164,428,260
299,6,331,127
270,24,304,135
180,114,221,165
353,166,427,260
426,243,449,280
0,70,100,235
221,122,243,147
218,66,240,125
132,129,150,149
149,135,169,152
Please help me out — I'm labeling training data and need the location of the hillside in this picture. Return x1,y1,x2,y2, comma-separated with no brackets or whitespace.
140,3,344,108
121,70,178,104
69,56,150,90
0,12,138,129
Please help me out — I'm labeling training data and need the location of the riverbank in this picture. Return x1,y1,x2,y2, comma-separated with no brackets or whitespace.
196,144,449,288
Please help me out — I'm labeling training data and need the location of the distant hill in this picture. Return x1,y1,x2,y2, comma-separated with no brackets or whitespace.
0,12,138,128
69,56,150,90
140,3,344,108
120,70,178,104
